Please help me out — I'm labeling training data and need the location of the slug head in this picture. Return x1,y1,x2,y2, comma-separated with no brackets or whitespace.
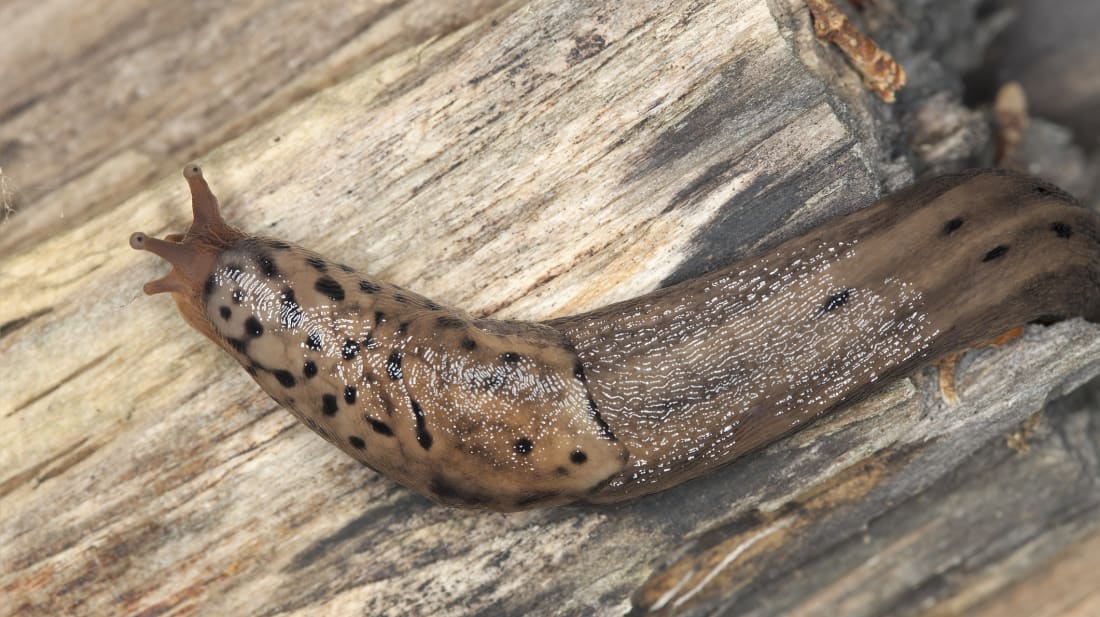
130,164,246,344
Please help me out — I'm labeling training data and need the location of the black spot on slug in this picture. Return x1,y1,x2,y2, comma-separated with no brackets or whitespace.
514,491,561,508
514,438,533,455
570,450,588,464
273,370,296,388
303,360,318,378
821,289,851,313
386,352,403,380
393,294,410,304
267,240,291,250
374,311,386,326
429,476,482,506
344,385,357,404
245,316,264,337
1051,222,1073,239
483,371,507,391
1034,185,1052,196
587,396,616,441
410,398,432,450
436,316,465,329
396,322,409,337
366,417,394,436
362,334,378,350
982,245,1009,262
338,263,354,273
573,361,587,382
425,301,442,311
280,289,303,328
944,217,964,234
322,394,339,416
501,352,521,363
232,289,245,304
348,435,366,449
257,254,278,277
315,276,345,302
342,339,360,360
306,332,323,351
219,306,231,321
307,256,327,272
359,280,380,294
461,337,478,351
204,276,216,298
428,476,460,499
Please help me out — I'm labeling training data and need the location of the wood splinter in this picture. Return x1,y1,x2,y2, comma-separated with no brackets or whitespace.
806,0,907,103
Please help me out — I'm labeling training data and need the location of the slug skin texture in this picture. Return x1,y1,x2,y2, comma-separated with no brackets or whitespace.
131,165,1100,511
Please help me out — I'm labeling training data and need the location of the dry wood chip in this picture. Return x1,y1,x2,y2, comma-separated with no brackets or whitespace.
806,0,907,103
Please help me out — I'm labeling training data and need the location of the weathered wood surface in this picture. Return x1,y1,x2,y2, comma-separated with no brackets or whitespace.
0,0,512,255
2,0,1099,615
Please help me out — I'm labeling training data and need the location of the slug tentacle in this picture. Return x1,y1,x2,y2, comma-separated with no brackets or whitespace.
131,164,246,344
128,233,210,295
131,165,1100,511
130,164,246,294
183,164,222,226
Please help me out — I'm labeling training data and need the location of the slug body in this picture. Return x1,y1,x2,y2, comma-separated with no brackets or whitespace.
131,166,1100,511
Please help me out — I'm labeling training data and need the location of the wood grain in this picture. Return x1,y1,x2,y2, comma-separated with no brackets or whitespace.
0,0,511,255
2,0,1098,615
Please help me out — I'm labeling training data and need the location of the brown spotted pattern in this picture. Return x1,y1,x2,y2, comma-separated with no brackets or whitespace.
132,166,1100,510
202,238,627,509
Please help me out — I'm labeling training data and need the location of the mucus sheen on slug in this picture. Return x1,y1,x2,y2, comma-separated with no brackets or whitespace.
131,165,1100,511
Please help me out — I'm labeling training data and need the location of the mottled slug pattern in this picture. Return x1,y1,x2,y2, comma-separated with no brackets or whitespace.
130,165,1100,511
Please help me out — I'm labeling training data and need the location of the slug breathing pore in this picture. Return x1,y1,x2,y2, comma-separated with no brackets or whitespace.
130,164,1100,511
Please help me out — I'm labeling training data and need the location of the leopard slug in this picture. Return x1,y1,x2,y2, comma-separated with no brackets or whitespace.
130,164,1100,511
